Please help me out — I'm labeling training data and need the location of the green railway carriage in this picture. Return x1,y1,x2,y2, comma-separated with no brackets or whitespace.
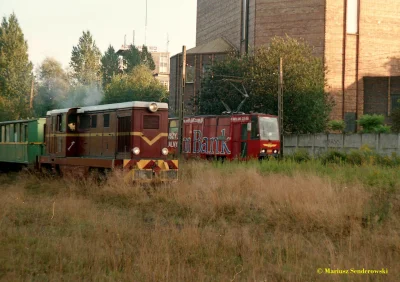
0,118,46,169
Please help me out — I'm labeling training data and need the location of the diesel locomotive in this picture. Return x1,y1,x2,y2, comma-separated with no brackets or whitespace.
0,101,178,182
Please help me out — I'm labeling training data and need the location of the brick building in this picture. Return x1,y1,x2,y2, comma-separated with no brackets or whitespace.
172,0,400,129
169,38,235,116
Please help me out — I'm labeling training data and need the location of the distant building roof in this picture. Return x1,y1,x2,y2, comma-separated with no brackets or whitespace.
186,38,236,55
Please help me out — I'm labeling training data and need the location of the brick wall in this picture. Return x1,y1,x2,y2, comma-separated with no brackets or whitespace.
195,0,400,123
169,52,228,117
254,0,326,57
325,0,400,120
196,0,242,49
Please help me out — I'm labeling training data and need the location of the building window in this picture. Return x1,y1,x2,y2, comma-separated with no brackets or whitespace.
346,0,359,34
162,81,169,89
186,65,194,83
391,94,400,112
160,55,169,73
241,0,248,41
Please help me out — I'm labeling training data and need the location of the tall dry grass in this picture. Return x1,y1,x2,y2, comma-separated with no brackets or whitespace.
0,161,399,281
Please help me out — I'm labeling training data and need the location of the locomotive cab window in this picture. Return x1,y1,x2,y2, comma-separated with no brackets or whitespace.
143,115,159,129
56,114,64,132
68,115,77,132
91,115,97,128
103,114,110,128
78,115,90,130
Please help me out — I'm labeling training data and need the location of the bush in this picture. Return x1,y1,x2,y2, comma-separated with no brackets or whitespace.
357,114,390,133
327,120,345,132
346,150,365,166
289,149,311,163
390,108,400,133
320,150,347,165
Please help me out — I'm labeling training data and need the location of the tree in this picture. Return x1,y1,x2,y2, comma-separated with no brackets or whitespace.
140,45,156,71
123,45,141,73
122,45,156,73
0,13,33,121
70,31,101,86
103,65,168,104
100,45,119,88
198,36,334,134
33,57,70,116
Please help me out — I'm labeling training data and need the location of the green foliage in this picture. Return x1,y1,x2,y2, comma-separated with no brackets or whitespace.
327,120,345,132
320,150,347,165
289,149,311,163
103,65,168,104
123,45,141,73
100,45,119,89
390,108,400,133
0,13,33,121
33,57,70,117
70,31,101,86
122,45,156,73
140,45,155,71
357,114,390,133
198,36,333,134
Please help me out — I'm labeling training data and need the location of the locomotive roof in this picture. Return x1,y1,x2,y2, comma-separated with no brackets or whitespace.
0,118,45,125
46,101,168,115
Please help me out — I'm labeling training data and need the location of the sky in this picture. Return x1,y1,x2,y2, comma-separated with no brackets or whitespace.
0,0,197,69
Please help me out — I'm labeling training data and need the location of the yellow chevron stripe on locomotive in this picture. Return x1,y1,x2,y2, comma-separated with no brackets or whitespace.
123,159,179,183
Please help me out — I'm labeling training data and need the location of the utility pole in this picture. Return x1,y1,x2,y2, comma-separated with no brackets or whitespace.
278,57,284,158
177,46,186,156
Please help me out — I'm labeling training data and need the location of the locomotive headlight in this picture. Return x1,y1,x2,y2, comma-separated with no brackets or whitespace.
148,102,158,112
132,147,140,155
273,149,278,154
260,149,266,154
161,148,169,155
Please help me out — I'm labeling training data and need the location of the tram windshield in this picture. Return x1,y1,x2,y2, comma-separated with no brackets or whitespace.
259,117,279,141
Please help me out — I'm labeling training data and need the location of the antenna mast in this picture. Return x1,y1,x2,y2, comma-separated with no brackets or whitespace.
145,0,148,45
166,33,169,53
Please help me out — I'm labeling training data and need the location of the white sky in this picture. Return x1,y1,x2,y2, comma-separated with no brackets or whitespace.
0,0,197,69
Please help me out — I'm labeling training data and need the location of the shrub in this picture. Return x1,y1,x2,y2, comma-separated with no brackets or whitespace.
327,120,345,132
357,114,390,133
320,150,347,165
346,150,365,166
374,125,391,133
290,149,311,163
390,108,400,133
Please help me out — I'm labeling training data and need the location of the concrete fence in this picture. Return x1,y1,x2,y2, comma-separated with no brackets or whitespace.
283,133,400,156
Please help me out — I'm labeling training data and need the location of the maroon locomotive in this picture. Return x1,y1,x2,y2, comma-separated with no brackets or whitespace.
39,101,178,181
